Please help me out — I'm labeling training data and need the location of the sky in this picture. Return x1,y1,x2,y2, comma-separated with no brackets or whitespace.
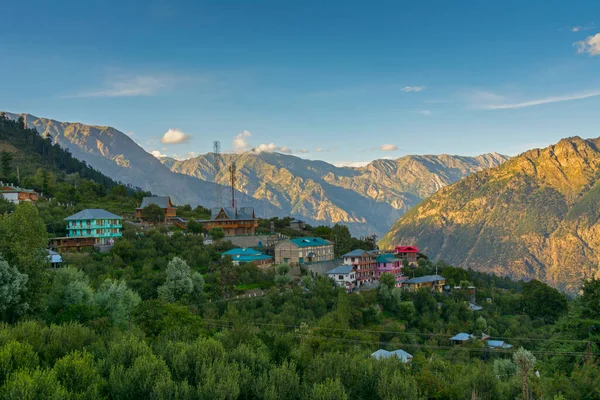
1,0,600,166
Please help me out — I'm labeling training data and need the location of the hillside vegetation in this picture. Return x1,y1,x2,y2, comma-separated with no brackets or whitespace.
380,136,600,292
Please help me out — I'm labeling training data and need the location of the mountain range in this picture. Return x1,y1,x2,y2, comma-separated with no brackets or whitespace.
4,112,507,236
380,136,600,292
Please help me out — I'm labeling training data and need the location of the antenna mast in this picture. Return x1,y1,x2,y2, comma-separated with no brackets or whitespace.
213,141,222,207
229,162,237,208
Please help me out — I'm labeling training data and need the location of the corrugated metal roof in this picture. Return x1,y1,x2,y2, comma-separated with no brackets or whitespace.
231,254,272,262
65,209,123,221
376,254,398,263
290,237,331,247
450,333,471,341
223,248,264,256
343,249,368,257
327,265,354,275
138,196,173,209
405,275,445,284
395,246,420,253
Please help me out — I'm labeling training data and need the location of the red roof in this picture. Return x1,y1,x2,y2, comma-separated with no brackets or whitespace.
394,246,419,253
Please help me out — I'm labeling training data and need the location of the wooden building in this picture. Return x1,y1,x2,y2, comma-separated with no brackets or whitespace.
200,207,258,236
136,196,176,221
0,185,39,204
403,274,446,292
48,237,96,253
394,245,420,265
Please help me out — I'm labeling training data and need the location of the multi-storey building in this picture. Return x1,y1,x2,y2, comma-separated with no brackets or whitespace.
342,249,377,285
274,237,334,265
326,265,356,293
65,209,123,245
375,253,405,287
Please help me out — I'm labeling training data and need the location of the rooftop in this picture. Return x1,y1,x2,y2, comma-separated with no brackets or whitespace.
404,275,446,284
230,254,272,262
208,207,256,221
223,248,264,256
376,253,398,263
395,246,420,253
0,185,38,194
450,333,471,342
327,265,354,275
137,196,173,209
290,237,331,247
487,340,513,349
65,209,123,221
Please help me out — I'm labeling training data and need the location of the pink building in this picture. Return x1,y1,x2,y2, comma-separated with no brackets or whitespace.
375,253,405,287
342,249,377,285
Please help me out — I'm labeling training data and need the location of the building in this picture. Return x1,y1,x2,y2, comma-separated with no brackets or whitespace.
371,349,413,363
394,246,420,265
136,196,176,221
65,209,123,245
342,249,377,285
487,340,513,349
289,219,306,231
0,185,39,204
403,275,446,292
274,237,334,265
49,237,96,254
326,265,356,293
375,253,405,287
450,333,472,345
222,248,273,267
200,207,258,236
47,249,63,268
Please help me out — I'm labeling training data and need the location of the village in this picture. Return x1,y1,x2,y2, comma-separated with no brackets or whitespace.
1,182,508,358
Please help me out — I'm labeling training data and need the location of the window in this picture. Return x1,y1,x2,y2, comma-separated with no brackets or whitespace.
338,275,343,280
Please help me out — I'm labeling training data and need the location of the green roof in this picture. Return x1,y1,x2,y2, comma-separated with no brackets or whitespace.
65,209,123,221
289,237,331,247
376,254,398,263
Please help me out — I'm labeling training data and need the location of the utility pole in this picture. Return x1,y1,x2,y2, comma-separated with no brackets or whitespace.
213,141,222,207
229,162,237,208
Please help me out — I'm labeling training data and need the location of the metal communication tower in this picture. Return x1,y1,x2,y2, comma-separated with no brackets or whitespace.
213,141,222,207
229,162,237,208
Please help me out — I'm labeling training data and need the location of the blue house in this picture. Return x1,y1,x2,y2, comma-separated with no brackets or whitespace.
222,248,273,267
65,209,123,245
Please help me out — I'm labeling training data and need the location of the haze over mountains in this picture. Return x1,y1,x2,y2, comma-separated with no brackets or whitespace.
4,112,507,237
380,136,600,292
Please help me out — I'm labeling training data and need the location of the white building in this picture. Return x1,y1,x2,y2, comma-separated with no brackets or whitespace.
326,265,356,293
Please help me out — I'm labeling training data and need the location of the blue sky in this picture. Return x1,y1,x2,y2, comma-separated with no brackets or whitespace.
1,0,599,166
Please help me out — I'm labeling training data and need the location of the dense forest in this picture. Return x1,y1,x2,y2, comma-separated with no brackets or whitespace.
0,116,599,399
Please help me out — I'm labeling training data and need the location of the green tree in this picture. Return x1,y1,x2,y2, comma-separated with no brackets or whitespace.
0,151,13,179
335,288,351,329
210,227,225,241
275,263,292,286
0,341,39,385
308,378,348,400
95,279,141,329
379,273,396,290
258,360,300,400
513,347,536,400
47,267,94,315
0,255,29,320
53,350,104,400
331,224,352,256
110,185,128,197
141,204,164,224
0,202,49,314
522,280,567,323
187,220,203,235
157,257,200,302
1,367,68,399
377,370,423,400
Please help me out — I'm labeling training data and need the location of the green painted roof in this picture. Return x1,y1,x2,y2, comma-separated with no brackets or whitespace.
289,237,331,247
65,209,123,221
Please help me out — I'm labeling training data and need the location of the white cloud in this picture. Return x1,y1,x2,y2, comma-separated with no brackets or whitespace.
571,25,594,33
252,143,293,154
296,149,310,154
402,86,425,92
233,130,252,153
414,110,432,116
126,131,135,136
334,161,370,167
315,147,324,152
151,150,167,158
232,130,293,154
572,26,582,32
575,33,600,56
380,144,398,151
478,90,600,110
73,74,184,97
161,128,190,144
